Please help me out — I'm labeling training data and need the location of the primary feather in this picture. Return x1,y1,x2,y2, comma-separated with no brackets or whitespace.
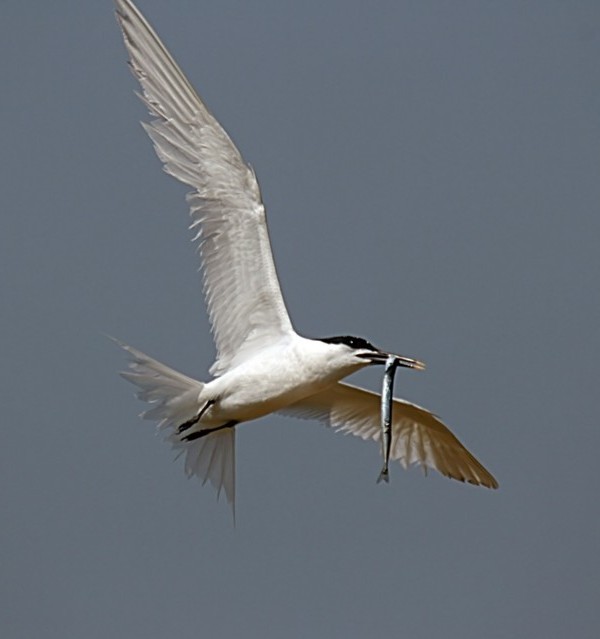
115,0,294,377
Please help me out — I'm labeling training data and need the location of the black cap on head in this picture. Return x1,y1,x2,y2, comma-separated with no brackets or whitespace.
318,335,378,351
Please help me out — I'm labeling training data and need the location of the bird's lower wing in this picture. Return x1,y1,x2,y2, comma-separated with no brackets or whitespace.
281,382,498,489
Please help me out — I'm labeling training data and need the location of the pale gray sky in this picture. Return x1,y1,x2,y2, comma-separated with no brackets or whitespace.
2,1,599,638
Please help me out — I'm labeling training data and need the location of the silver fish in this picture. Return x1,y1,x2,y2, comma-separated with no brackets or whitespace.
377,355,401,483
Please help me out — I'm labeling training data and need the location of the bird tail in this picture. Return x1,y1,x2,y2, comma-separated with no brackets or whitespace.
116,341,236,512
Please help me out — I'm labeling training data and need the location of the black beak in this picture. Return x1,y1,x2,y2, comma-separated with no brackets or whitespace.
356,350,426,370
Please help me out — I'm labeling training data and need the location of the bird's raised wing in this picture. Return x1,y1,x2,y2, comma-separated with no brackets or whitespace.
282,382,498,488
115,0,294,375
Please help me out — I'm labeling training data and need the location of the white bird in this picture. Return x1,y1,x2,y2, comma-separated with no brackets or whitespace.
114,0,498,512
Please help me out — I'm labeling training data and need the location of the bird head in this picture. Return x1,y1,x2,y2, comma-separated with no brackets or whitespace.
317,335,425,370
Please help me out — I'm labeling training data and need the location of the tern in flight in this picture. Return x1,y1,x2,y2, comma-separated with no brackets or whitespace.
114,0,498,511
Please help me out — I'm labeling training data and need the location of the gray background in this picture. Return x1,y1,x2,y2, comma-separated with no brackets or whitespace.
2,1,599,637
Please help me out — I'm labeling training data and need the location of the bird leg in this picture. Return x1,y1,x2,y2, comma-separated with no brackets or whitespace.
181,420,237,442
177,399,215,434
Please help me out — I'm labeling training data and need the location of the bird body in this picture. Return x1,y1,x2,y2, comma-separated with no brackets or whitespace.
203,336,366,425
114,0,498,513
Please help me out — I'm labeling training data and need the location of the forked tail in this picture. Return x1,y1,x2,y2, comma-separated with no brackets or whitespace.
116,340,236,512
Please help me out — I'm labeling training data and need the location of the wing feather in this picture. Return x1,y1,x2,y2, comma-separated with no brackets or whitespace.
115,0,294,375
282,382,498,488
